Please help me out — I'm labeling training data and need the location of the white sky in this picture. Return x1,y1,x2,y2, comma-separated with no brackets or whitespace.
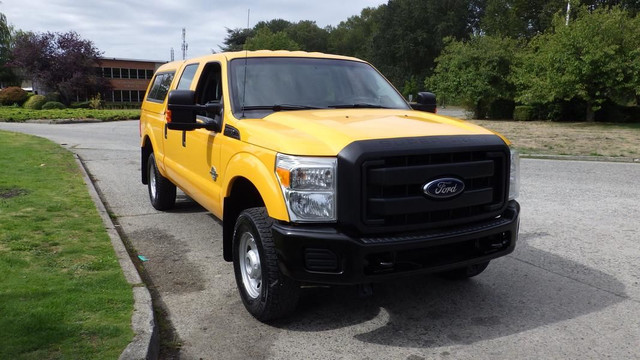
1,0,386,62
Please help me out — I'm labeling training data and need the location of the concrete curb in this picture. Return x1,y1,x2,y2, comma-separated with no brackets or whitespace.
73,155,158,360
521,153,640,163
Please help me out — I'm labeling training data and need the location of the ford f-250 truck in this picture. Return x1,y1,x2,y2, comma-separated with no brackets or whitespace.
139,51,520,321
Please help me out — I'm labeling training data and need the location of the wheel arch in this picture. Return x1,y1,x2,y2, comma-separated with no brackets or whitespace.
141,135,153,185
223,177,265,261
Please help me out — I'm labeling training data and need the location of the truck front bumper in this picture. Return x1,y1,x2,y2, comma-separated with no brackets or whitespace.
272,201,520,285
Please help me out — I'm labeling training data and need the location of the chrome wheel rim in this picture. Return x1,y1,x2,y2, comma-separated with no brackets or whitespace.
149,165,157,200
239,232,261,299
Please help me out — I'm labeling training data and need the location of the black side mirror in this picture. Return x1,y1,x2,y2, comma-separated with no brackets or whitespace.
410,91,437,113
167,90,223,132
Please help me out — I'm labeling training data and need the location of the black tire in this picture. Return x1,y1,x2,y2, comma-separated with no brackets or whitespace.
232,207,300,322
147,153,176,211
439,261,490,280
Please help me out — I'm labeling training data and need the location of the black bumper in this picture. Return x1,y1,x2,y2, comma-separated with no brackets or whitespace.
272,200,520,285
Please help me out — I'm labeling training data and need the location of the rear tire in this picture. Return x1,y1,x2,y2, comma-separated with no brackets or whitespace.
440,261,490,280
232,207,299,322
147,153,176,211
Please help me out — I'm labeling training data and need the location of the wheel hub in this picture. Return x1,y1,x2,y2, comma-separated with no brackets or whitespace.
239,232,261,299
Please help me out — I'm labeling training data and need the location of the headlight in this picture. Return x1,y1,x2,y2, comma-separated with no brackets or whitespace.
509,147,520,200
275,154,337,222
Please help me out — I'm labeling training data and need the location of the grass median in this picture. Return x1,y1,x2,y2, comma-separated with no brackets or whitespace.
0,107,140,122
0,131,133,359
470,120,640,159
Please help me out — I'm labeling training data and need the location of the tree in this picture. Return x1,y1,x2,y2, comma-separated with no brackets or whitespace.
481,0,567,38
327,7,382,60
427,36,519,118
243,28,300,51
512,7,640,121
0,10,19,87
285,21,329,53
11,31,110,104
220,28,255,52
369,0,478,87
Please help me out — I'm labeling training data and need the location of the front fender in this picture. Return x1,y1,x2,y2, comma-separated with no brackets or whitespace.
222,151,289,221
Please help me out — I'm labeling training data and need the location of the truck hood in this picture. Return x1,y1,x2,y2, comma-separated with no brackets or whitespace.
238,109,499,156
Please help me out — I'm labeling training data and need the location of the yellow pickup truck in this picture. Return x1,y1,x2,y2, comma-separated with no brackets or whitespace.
140,50,520,321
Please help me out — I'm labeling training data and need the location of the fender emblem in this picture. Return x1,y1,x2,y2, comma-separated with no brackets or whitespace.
210,167,218,182
423,178,465,199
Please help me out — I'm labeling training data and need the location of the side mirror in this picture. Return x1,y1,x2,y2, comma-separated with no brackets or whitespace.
167,90,223,132
410,91,437,113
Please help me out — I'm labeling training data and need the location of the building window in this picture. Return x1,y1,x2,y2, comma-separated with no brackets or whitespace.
121,68,129,79
104,91,113,101
102,67,112,78
139,90,146,101
113,68,121,79
122,90,131,102
146,70,154,79
113,90,122,102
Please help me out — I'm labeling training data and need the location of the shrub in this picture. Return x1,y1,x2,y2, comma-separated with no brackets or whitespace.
0,87,29,106
488,99,515,119
513,106,535,121
23,95,48,110
89,93,103,109
42,101,66,110
70,101,91,109
44,92,61,103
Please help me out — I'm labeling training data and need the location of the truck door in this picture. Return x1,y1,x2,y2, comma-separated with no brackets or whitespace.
163,62,224,215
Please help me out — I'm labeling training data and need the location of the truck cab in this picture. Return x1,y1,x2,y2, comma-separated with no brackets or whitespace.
140,51,520,321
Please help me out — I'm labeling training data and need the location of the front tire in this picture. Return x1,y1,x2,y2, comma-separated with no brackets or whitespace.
147,153,176,211
232,207,299,322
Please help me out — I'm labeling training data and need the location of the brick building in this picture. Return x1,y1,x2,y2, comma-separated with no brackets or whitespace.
99,58,166,103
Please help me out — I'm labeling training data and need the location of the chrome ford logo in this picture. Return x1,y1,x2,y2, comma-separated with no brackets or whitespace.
423,178,465,199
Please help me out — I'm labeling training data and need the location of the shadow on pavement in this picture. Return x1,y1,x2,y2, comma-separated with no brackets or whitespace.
275,231,626,348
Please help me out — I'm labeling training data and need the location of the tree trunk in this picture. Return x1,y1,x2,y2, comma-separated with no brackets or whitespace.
586,102,595,122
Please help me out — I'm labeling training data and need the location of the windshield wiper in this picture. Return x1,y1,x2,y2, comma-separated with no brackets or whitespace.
328,103,389,109
242,104,323,112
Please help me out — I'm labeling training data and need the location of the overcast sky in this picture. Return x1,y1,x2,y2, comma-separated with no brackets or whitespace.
1,0,386,62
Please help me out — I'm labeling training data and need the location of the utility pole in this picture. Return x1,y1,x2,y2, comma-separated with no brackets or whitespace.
181,28,188,60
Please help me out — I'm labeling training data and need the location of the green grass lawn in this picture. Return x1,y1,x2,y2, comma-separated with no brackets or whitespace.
0,107,140,122
0,131,133,359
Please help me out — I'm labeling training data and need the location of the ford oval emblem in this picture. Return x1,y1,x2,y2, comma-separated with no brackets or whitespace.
423,178,465,199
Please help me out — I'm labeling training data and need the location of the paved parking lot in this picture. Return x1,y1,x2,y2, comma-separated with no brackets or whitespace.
2,120,639,359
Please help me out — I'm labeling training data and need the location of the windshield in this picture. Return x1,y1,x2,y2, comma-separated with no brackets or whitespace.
229,57,409,118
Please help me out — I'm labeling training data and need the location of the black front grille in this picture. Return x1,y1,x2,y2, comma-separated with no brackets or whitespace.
337,135,510,234
363,150,506,229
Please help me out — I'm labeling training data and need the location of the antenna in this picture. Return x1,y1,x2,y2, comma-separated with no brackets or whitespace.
170,47,174,61
181,28,188,60
241,9,250,118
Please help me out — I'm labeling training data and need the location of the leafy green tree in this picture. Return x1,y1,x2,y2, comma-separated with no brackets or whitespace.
243,28,300,51
0,11,19,87
512,6,640,121
327,7,383,60
254,19,293,33
481,0,567,38
285,21,329,53
369,0,478,87
220,28,255,52
427,36,519,118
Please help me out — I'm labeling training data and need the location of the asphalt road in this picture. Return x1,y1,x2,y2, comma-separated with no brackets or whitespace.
2,120,639,360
